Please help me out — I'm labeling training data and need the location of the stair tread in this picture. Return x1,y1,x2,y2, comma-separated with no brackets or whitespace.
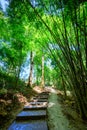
8,120,48,130
17,110,46,117
23,105,47,110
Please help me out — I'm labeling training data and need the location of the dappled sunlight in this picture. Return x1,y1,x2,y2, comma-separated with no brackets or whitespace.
48,102,55,108
45,87,57,94
33,86,44,93
50,88,57,94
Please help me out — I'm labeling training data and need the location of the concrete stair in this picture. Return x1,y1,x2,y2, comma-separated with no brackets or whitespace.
8,91,49,130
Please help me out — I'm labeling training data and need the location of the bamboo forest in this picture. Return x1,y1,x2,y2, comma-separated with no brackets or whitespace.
0,0,87,130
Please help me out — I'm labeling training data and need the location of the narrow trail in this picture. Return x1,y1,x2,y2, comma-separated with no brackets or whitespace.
47,88,71,130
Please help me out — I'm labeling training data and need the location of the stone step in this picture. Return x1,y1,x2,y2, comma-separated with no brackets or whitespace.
39,96,48,98
29,101,47,106
16,110,47,120
42,92,49,94
35,95,49,97
23,105,47,111
40,92,49,95
33,97,48,100
8,120,48,130
31,99,48,102
8,92,49,130
31,99,38,102
39,93,49,96
35,94,49,97
37,99,48,102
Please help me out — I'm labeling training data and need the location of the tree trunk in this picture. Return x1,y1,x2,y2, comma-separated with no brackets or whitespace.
74,85,87,120
27,51,33,87
41,55,45,88
61,71,67,98
15,66,21,88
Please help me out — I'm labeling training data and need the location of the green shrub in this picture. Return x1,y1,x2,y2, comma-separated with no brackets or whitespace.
0,88,7,95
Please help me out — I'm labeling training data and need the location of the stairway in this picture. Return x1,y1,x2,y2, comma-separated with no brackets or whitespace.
8,92,49,130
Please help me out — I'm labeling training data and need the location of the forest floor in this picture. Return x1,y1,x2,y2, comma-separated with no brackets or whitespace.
0,86,87,130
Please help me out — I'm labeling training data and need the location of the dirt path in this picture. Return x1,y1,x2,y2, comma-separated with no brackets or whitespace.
47,87,87,130
47,89,71,130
